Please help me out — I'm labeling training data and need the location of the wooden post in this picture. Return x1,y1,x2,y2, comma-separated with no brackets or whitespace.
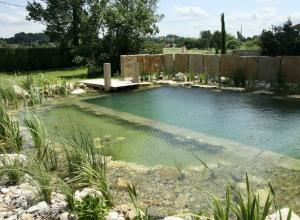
103,63,111,92
132,62,140,83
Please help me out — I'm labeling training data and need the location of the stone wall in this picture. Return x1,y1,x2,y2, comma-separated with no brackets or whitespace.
189,54,204,74
175,54,189,73
203,55,220,75
258,57,281,82
120,54,300,84
281,56,300,83
239,57,258,80
219,55,239,78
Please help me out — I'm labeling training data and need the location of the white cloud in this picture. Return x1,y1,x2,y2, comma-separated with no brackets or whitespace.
172,6,208,18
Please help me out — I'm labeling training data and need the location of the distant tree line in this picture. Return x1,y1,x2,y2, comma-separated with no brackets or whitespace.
0,32,50,46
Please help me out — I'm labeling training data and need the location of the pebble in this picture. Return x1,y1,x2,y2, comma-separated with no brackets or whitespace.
27,201,49,214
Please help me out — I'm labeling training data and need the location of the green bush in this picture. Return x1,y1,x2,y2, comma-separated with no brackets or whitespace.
74,194,108,220
0,48,74,72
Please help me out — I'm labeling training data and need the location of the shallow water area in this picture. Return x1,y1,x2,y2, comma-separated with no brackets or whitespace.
21,87,300,215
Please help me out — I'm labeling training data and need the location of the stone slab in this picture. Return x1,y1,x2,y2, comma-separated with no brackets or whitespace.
188,54,204,74
175,54,189,73
281,56,300,83
258,56,281,82
203,55,220,75
164,54,175,74
220,54,239,78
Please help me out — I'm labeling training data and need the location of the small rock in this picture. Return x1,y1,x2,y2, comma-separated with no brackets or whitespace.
7,214,18,220
106,211,119,220
59,212,69,220
114,178,132,190
71,88,86,95
19,213,33,220
74,188,102,201
78,83,86,89
174,73,187,82
27,201,49,214
267,208,300,220
1,188,10,194
164,217,185,220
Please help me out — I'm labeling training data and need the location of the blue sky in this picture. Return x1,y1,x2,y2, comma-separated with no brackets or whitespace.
1,0,300,38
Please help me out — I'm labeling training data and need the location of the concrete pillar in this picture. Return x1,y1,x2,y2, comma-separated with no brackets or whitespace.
132,62,140,83
103,63,111,92
181,46,187,53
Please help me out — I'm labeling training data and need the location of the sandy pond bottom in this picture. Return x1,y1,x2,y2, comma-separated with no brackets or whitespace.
24,89,300,217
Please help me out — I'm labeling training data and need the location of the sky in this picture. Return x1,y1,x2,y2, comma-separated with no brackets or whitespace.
0,0,300,38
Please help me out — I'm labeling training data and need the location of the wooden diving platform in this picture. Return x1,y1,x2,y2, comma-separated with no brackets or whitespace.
80,78,151,90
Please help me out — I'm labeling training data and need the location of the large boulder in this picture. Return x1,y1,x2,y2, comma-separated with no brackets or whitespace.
174,72,187,82
71,88,86,95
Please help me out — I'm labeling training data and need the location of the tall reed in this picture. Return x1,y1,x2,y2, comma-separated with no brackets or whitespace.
0,80,18,107
0,103,22,152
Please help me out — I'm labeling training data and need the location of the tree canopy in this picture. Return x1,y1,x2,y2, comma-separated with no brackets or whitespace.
259,20,300,56
26,0,163,74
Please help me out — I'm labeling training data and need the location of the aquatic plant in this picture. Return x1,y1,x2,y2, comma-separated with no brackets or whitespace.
0,153,25,186
127,184,152,220
24,113,48,159
57,178,76,211
0,104,22,152
74,194,108,220
0,80,18,107
73,161,113,208
63,125,105,175
20,75,42,105
26,157,54,204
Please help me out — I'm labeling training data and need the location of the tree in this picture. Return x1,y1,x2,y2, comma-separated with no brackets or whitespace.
259,19,300,56
104,0,163,56
211,31,221,53
221,13,226,54
237,31,246,42
27,0,85,48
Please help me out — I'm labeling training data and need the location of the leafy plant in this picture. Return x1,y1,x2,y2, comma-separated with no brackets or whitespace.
74,194,108,220
233,69,246,87
20,75,42,105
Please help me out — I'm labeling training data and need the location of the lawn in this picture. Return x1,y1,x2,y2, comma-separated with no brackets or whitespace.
163,47,216,54
0,67,87,83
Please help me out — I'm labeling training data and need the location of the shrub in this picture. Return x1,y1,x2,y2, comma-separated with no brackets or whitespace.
233,69,246,87
74,194,108,220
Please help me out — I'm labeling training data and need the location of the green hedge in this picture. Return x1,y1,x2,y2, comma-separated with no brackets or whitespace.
0,48,74,72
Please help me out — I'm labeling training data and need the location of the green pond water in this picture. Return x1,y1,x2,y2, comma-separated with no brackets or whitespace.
36,86,300,167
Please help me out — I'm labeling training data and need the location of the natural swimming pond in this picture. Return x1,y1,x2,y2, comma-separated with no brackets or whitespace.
34,86,300,167
33,86,300,214
84,87,300,159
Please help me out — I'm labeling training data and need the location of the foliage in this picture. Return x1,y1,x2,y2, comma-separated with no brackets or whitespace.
221,13,226,54
0,48,74,72
0,104,22,152
27,0,163,73
3,32,50,46
260,19,300,56
233,69,246,87
74,194,108,220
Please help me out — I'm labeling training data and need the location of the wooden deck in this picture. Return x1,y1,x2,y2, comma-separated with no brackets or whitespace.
80,79,138,89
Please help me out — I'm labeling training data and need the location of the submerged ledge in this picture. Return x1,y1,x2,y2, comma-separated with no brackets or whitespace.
74,95,300,171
